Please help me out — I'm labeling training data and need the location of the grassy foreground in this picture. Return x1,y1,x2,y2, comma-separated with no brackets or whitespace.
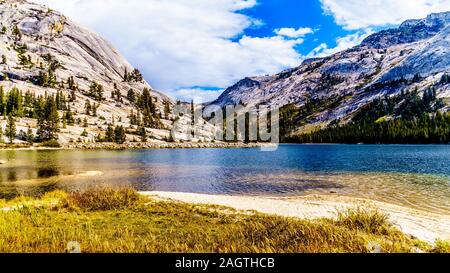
0,188,448,253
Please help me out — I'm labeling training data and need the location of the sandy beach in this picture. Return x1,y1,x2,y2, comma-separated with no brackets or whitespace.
143,191,450,244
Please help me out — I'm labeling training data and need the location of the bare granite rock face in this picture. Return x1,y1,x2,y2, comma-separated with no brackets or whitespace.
0,0,170,102
0,0,162,95
0,0,183,144
211,11,450,132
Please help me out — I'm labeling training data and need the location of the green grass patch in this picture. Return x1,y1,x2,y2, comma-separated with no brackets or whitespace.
0,187,447,253
39,140,61,148
375,116,388,124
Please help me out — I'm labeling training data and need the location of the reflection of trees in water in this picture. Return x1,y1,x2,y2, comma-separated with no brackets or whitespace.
0,150,66,199
35,151,64,180
4,150,17,162
37,167,60,178
7,170,17,182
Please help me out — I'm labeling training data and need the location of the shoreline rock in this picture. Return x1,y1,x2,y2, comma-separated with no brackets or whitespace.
64,142,270,150
0,142,275,151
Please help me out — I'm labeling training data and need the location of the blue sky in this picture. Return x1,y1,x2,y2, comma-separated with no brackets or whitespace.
243,0,344,54
33,0,450,102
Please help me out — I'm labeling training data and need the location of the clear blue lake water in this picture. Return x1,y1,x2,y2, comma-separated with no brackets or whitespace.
1,145,449,212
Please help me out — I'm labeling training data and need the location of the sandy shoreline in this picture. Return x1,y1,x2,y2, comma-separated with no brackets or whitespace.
143,191,450,244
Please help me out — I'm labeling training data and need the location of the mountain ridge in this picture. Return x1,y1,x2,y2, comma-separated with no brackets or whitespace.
211,11,450,139
2,1,449,145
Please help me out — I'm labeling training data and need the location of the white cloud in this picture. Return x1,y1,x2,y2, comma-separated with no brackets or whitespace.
32,0,307,101
174,88,224,103
320,0,450,30
308,30,373,58
275,27,314,38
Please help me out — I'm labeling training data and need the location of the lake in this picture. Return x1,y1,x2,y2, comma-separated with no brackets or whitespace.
1,145,449,213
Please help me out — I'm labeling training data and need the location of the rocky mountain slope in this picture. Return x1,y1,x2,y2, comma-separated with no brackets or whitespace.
211,11,450,137
2,1,448,145
0,0,185,145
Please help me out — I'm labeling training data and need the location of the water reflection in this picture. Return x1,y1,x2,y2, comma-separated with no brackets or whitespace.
0,146,449,213
37,167,60,178
7,170,17,182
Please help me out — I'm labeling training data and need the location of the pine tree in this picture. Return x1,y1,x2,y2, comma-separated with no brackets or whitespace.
92,103,98,117
67,76,77,102
136,111,142,126
105,124,115,142
95,133,104,143
26,127,34,144
139,126,147,142
5,87,23,117
111,83,122,102
62,114,67,128
47,69,57,88
42,71,49,87
127,110,133,125
33,95,45,119
0,86,5,116
12,25,22,41
164,101,171,119
81,129,88,137
123,68,129,82
190,100,195,126
137,87,163,129
114,125,126,144
131,69,143,82
37,95,59,141
5,114,16,144
0,25,6,35
85,99,91,115
64,107,75,125
24,91,33,109
127,89,136,104
70,88,76,102
89,82,104,101
55,91,61,110
1,55,6,65
83,117,88,128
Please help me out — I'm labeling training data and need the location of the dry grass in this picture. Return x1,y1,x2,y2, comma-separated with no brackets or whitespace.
335,208,391,235
431,240,450,253
0,187,447,253
62,187,140,211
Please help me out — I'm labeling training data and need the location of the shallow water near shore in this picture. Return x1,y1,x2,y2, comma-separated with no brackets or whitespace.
0,144,449,214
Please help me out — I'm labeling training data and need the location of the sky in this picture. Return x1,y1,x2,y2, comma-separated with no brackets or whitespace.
32,0,450,102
